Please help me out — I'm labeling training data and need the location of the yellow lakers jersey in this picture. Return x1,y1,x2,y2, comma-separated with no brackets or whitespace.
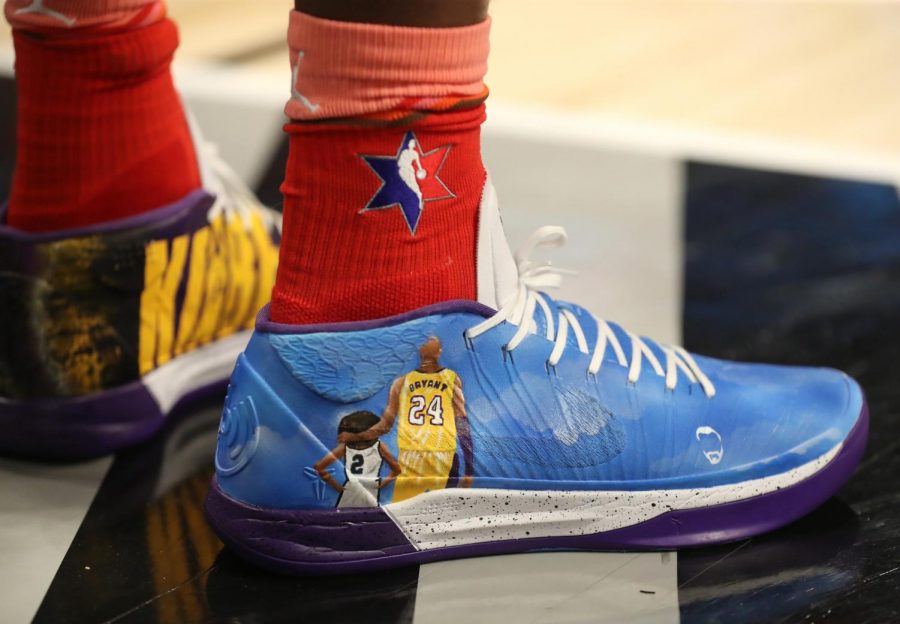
397,369,459,452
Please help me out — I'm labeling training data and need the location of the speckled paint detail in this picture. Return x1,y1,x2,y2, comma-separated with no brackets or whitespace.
203,402,869,575
212,297,867,572
383,441,842,550
218,308,864,514
268,317,441,403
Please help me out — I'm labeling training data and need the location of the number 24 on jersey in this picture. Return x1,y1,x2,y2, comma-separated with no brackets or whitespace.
407,395,444,426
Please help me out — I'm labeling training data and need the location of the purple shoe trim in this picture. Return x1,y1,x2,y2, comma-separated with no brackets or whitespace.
255,300,496,336
0,190,214,242
0,378,228,461
205,402,868,576
205,486,418,567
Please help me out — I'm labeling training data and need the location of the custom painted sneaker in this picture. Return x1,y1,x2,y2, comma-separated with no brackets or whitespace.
205,180,867,575
0,139,280,459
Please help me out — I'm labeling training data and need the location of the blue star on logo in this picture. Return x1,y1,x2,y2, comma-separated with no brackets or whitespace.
360,131,454,235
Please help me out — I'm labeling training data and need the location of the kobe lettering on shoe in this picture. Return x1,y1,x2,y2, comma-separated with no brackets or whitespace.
0,126,281,459
204,177,868,575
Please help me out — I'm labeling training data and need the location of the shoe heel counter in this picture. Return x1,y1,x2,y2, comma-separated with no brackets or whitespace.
214,337,341,510
0,195,277,402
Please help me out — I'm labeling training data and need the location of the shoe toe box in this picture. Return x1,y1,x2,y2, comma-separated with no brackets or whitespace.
695,356,864,477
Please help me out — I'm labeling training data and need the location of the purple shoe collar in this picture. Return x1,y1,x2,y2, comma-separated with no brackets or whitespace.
0,189,214,242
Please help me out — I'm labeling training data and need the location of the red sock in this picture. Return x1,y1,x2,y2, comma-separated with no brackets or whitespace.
7,14,199,232
270,12,491,325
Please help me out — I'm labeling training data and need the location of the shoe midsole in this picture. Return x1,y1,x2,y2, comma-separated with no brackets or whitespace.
382,440,843,551
143,330,251,413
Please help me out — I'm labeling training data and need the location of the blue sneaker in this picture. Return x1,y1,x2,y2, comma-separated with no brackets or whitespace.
205,181,868,575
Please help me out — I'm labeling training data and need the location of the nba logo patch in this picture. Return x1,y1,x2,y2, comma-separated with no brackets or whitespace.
359,132,454,235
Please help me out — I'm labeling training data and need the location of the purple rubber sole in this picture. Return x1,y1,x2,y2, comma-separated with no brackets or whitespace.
205,402,869,576
0,378,227,460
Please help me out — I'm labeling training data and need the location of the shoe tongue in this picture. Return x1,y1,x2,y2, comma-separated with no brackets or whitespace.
476,176,519,310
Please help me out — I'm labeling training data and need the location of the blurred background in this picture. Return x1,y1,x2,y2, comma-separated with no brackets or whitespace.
5,0,896,151
3,0,899,341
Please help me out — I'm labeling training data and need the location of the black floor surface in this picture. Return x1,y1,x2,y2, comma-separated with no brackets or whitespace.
679,164,900,624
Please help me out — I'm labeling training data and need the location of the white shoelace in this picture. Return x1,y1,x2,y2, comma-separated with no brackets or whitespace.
204,143,283,234
465,226,716,397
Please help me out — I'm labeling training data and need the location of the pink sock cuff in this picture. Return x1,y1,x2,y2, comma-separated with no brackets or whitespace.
5,0,164,32
285,10,490,120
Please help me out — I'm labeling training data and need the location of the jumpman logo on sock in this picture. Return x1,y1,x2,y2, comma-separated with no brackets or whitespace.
291,51,320,113
14,0,75,26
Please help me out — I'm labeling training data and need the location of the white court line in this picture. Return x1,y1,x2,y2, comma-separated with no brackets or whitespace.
482,134,683,344
173,59,899,189
413,552,679,624
2,49,899,187
2,49,889,188
0,457,111,623
411,131,683,621
484,101,900,187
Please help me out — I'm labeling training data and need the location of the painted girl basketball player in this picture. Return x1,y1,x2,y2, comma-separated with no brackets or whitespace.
314,410,402,508
339,336,475,503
